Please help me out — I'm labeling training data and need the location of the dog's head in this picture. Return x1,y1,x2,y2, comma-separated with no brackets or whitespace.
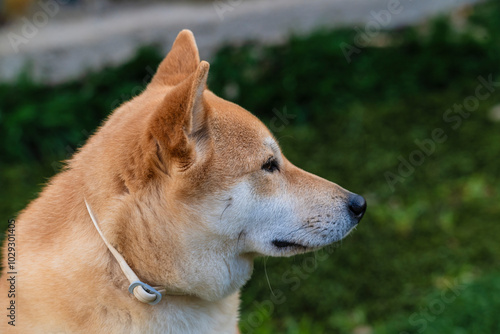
94,30,366,301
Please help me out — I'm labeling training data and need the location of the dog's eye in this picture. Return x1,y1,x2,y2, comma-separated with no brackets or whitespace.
262,158,279,173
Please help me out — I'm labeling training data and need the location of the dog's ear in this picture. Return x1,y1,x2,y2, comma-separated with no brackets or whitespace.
151,29,200,86
147,61,210,173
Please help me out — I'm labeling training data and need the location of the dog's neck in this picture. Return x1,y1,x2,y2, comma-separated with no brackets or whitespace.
89,188,255,302
73,197,243,333
85,199,186,305
90,280,241,333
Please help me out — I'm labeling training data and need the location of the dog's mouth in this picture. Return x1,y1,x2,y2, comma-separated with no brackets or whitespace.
272,239,308,249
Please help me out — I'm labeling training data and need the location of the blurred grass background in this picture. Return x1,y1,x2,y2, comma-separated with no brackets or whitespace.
1,1,500,333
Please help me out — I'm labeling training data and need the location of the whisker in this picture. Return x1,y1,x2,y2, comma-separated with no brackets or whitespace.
219,201,232,223
264,257,276,297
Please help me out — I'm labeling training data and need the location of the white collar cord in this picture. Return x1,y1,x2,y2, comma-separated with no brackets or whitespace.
85,199,167,305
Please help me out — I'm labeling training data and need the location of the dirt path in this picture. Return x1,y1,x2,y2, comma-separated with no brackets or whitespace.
0,0,480,83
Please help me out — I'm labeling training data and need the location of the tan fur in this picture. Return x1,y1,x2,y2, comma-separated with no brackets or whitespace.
0,30,364,333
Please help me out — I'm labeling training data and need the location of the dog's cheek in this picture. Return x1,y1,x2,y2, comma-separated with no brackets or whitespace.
247,172,282,198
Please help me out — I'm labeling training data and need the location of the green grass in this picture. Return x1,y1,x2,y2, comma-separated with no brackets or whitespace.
375,272,500,334
1,1,500,332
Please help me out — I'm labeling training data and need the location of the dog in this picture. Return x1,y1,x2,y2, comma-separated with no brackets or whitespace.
0,30,366,333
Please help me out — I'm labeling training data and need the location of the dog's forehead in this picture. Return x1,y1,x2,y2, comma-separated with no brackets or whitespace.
263,137,280,154
207,93,271,141
205,92,279,163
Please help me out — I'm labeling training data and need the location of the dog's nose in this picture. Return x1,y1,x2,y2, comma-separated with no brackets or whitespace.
348,193,367,218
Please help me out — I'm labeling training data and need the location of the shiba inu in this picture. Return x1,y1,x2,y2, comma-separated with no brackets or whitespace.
0,29,366,333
